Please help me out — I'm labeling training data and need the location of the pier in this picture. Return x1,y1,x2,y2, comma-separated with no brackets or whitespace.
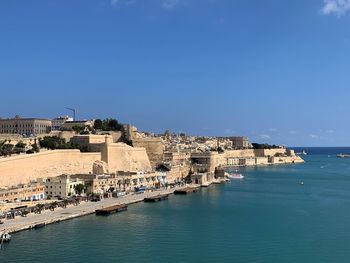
95,205,128,215
144,194,169,202
174,187,199,195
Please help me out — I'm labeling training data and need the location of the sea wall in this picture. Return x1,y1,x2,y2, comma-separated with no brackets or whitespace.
221,148,303,167
0,150,101,188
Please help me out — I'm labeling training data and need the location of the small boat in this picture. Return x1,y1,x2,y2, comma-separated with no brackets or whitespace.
297,150,307,155
0,232,11,242
227,173,244,179
300,181,304,185
337,154,350,158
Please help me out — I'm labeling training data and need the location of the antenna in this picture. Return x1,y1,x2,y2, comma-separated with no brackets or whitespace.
66,108,77,121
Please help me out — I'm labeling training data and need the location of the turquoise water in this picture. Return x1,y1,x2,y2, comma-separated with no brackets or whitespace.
2,154,350,262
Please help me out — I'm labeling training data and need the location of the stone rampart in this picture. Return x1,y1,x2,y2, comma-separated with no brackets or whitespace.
101,142,152,173
0,150,101,188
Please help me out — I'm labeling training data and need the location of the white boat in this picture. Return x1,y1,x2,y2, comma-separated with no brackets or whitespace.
227,173,244,179
0,232,11,242
297,150,307,155
337,154,350,158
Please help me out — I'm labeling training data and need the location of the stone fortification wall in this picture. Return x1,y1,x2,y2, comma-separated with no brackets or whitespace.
224,148,292,159
167,165,191,183
224,149,256,158
255,148,289,157
101,142,152,173
271,156,304,164
221,148,303,167
70,135,107,152
132,138,164,166
0,150,101,188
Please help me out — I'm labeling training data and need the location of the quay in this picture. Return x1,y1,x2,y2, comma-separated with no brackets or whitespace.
144,194,169,202
95,204,128,215
0,187,186,234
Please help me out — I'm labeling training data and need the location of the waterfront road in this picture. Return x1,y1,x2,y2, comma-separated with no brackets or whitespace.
1,187,184,234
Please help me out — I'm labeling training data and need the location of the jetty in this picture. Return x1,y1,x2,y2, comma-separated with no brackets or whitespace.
144,194,169,202
95,204,128,215
174,187,198,195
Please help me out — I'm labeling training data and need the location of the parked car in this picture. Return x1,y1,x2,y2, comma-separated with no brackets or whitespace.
112,191,126,198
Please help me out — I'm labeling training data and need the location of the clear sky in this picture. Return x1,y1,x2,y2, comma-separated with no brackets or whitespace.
1,0,350,146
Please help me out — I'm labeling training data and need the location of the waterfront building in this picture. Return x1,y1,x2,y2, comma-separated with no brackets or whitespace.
163,151,191,165
52,116,73,131
0,182,45,202
44,175,85,198
115,171,167,191
191,152,222,174
190,173,214,186
0,115,52,135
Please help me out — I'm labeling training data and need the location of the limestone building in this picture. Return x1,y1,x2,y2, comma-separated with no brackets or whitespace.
44,174,85,198
52,116,73,131
0,183,45,202
0,116,52,135
230,136,249,149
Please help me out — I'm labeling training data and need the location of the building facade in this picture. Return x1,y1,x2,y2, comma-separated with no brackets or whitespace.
52,116,73,131
0,183,45,202
231,136,249,149
0,116,52,135
44,175,85,198
60,120,94,131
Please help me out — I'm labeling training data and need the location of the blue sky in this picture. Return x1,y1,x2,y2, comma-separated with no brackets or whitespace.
1,0,350,146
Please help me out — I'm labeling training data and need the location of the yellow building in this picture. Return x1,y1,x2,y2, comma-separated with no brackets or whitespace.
0,115,52,135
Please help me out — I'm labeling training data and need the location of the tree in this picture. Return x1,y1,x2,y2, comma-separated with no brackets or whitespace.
15,141,26,149
100,118,123,131
74,184,85,195
39,136,79,150
50,201,58,211
252,143,279,149
36,203,45,214
72,125,84,134
94,119,103,130
0,143,14,156
32,143,40,152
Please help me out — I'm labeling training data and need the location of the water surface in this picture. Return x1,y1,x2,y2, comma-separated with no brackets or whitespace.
1,149,350,262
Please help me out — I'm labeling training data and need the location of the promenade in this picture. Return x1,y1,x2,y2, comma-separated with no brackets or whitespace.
1,187,184,234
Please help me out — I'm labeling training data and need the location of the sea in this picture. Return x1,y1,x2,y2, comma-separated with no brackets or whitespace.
2,147,350,263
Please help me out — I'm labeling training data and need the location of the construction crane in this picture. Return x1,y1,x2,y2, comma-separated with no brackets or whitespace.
66,107,77,121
